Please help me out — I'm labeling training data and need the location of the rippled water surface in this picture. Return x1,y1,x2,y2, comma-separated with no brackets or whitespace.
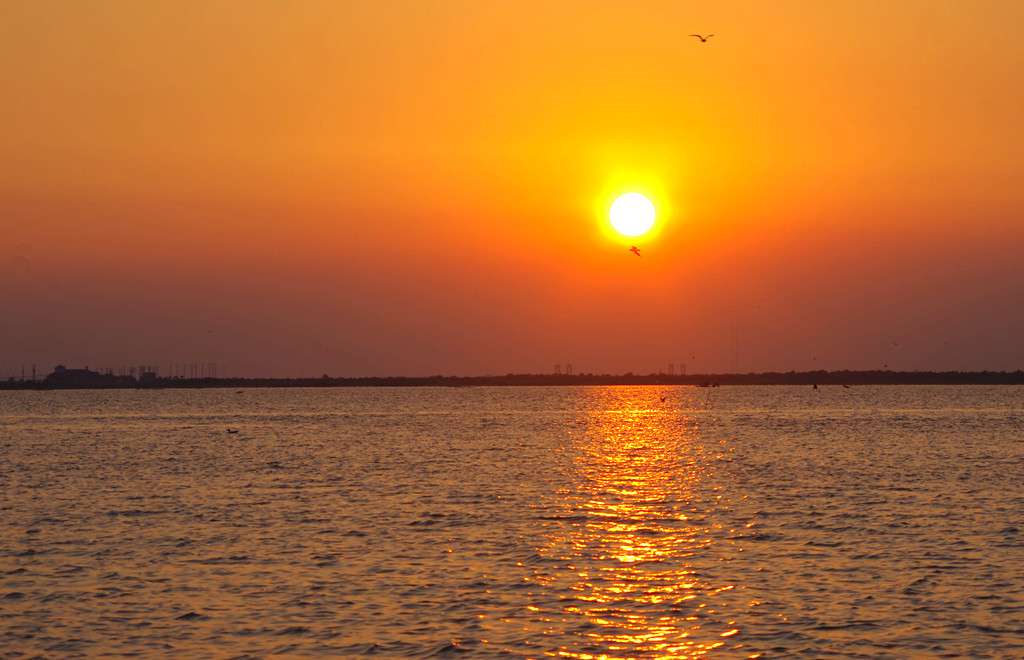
2,385,1023,658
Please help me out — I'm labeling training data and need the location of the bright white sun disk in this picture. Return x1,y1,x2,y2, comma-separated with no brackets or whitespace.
609,193,656,237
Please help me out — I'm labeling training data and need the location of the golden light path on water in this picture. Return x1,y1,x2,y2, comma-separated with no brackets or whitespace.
521,387,758,659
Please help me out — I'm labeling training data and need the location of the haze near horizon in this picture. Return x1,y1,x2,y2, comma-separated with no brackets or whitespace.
3,1,1023,378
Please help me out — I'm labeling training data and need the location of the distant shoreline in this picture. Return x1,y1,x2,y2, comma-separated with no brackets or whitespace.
4,370,1024,390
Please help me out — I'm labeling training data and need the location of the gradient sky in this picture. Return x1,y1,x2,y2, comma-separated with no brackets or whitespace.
3,1,1024,378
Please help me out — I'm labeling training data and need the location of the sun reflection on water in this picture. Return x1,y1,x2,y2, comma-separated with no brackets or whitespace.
526,387,753,659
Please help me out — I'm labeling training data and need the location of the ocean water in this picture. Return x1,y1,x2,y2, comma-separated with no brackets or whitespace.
1,385,1023,659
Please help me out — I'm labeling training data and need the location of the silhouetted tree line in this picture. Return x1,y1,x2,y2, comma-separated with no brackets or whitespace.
5,369,1024,389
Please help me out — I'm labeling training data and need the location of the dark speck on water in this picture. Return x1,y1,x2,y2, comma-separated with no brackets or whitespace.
1,385,1023,658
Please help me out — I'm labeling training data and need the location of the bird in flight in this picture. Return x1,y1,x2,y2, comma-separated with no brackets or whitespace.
630,246,641,257
690,34,714,42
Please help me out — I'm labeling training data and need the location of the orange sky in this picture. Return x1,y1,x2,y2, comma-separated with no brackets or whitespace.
3,1,1024,377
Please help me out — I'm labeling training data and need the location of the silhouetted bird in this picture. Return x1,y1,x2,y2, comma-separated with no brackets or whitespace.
690,34,714,42
227,428,239,434
630,246,641,257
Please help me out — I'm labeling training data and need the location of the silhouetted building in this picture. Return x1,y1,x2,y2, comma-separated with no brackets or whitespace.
45,365,126,387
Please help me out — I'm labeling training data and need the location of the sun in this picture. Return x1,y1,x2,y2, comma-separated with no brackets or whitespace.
609,192,656,237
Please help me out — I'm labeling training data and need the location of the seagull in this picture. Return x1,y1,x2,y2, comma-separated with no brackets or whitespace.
630,246,642,257
690,34,714,42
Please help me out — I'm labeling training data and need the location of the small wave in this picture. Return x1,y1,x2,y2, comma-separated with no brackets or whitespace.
187,555,251,564
352,642,384,655
423,641,469,657
14,548,47,556
953,621,1024,634
106,509,166,517
176,611,208,621
901,577,937,594
46,639,89,653
409,518,443,526
812,620,881,631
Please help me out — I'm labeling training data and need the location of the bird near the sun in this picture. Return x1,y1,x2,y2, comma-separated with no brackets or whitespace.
690,34,714,42
630,246,641,257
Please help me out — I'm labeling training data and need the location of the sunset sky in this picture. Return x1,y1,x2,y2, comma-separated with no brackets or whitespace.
3,1,1024,378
